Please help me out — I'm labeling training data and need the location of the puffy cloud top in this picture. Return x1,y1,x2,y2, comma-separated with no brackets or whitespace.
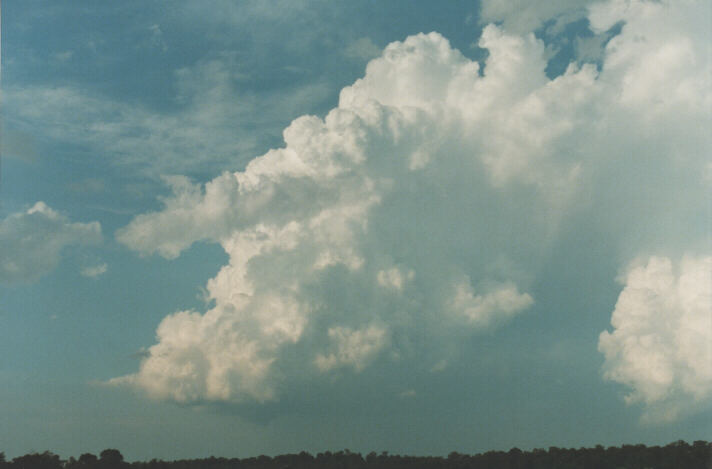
0,202,102,283
599,256,712,422
113,0,710,412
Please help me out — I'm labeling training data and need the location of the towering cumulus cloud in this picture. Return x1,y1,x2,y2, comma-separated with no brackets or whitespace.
599,256,712,422
113,0,710,413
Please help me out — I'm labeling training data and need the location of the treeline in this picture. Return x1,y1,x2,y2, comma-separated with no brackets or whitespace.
1,440,710,469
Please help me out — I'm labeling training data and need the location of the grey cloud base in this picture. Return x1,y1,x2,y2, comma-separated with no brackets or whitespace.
113,0,711,421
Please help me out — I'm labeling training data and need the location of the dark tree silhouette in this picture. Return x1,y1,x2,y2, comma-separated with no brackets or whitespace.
10,451,62,469
2,440,711,469
65,453,100,469
99,449,126,469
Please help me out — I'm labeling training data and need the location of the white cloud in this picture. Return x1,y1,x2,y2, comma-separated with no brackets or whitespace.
430,360,449,373
109,308,282,403
81,263,108,278
315,325,388,372
377,267,414,292
114,28,544,402
589,0,712,114
599,256,712,422
0,202,102,283
113,0,710,407
451,281,533,328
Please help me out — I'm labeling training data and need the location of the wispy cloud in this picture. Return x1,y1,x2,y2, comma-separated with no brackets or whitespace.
3,58,330,178
479,0,591,33
344,37,381,62
53,50,74,62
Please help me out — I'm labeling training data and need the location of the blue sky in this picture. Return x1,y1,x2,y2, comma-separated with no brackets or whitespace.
1,0,711,461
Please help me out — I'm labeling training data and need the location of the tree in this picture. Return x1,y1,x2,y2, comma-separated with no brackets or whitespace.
11,451,62,469
99,449,125,468
75,453,99,468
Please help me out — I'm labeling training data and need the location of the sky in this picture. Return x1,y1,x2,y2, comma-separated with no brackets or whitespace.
1,0,711,462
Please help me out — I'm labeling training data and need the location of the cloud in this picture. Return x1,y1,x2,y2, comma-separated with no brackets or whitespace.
148,24,168,52
113,0,710,409
3,58,330,177
0,202,102,283
588,0,711,114
479,0,592,34
81,263,108,278
53,50,74,62
376,267,414,292
599,256,712,422
344,38,382,62
315,325,388,373
450,281,533,328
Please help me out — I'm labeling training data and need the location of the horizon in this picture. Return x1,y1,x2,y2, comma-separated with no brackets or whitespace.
4,439,710,463
1,0,710,461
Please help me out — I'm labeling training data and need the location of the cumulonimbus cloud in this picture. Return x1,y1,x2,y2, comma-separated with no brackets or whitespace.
0,202,102,283
112,0,710,413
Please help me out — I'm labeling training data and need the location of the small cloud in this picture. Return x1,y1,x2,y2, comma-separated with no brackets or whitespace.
81,263,108,278
149,24,168,52
0,202,102,284
450,280,533,328
344,37,381,61
54,50,74,61
430,360,449,373
377,267,414,292
398,389,416,398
